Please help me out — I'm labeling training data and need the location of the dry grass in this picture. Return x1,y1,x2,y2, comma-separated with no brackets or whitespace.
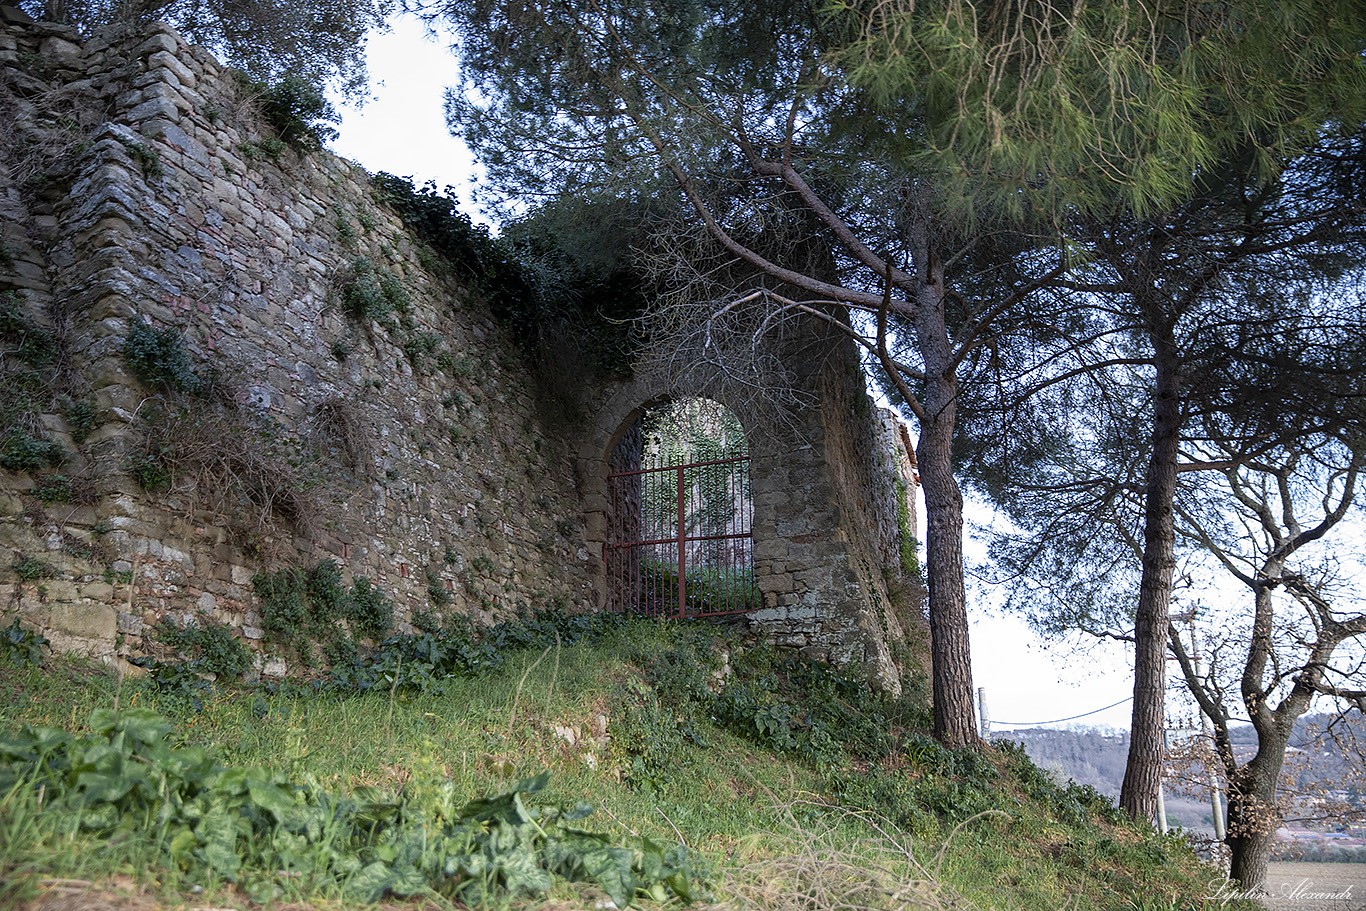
0,68,109,194
139,398,329,556
308,396,372,473
721,794,1008,911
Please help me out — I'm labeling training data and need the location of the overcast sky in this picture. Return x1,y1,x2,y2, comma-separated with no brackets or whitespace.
329,16,1142,733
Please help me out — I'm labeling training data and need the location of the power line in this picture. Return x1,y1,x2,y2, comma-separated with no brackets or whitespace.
992,696,1134,727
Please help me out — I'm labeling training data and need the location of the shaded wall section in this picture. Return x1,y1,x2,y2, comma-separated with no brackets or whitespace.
0,16,591,673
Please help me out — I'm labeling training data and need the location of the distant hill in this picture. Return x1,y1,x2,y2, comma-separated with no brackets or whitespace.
997,712,1365,834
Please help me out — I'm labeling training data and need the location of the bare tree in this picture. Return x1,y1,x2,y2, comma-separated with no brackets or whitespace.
1165,420,1366,888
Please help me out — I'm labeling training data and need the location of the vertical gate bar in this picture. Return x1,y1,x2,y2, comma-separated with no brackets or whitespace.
729,460,735,614
609,473,618,613
676,465,685,618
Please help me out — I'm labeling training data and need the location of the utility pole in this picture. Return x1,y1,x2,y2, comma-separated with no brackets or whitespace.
1172,609,1226,840
977,686,991,741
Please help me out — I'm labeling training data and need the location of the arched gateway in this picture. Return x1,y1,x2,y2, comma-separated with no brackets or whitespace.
574,341,921,694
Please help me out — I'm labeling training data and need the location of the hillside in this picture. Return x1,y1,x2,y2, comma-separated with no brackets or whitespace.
0,613,1257,911
1000,718,1366,838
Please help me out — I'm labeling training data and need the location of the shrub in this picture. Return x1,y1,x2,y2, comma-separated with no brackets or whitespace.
345,576,392,641
123,321,202,394
337,257,409,323
251,560,393,658
0,618,47,666
11,556,55,581
0,431,65,472
246,72,339,150
0,291,57,368
152,616,253,679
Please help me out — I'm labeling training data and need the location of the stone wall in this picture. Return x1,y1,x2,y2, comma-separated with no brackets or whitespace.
0,14,592,674
0,13,923,688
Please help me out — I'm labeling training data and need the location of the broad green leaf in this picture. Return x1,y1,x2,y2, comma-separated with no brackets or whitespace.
493,844,553,895
388,865,430,896
114,709,175,745
343,860,396,902
246,778,295,820
74,771,136,803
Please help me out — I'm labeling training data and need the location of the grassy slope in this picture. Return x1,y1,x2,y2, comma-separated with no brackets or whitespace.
0,616,1252,910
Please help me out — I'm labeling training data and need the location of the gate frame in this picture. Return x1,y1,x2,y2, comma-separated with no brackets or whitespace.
606,454,756,618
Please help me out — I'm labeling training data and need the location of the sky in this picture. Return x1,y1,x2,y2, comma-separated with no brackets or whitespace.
329,16,1143,733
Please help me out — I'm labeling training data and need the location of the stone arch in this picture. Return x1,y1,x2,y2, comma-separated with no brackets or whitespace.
578,372,775,614
576,350,914,693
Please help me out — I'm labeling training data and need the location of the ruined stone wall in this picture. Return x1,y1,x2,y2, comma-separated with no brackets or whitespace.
0,15,592,674
0,14,923,689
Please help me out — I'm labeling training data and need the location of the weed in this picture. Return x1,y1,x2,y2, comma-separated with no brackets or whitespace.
336,257,408,323
253,560,394,658
31,474,73,502
237,71,338,150
347,576,393,640
330,338,352,360
0,291,57,368
402,331,441,371
1,431,65,472
118,137,162,178
60,396,96,444
426,565,451,607
152,615,253,680
308,397,370,471
11,556,55,581
124,451,171,491
123,320,202,394
240,137,287,160
0,619,47,665
0,711,704,906
128,400,326,548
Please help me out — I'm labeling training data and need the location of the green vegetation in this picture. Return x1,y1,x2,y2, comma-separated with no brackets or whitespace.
10,555,55,581
253,560,394,661
895,477,922,582
0,614,1251,910
236,72,340,151
370,173,536,339
0,291,66,473
638,560,760,615
0,619,46,666
123,319,204,394
118,136,162,178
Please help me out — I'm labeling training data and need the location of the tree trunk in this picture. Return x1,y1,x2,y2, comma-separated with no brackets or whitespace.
914,287,979,748
1119,310,1181,822
1227,745,1289,889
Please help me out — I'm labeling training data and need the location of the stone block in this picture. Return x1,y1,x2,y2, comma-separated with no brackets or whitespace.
135,32,178,58
39,35,82,64
49,601,116,641
126,96,181,123
147,49,196,86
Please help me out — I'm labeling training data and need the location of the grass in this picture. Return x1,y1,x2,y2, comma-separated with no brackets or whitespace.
0,615,1257,911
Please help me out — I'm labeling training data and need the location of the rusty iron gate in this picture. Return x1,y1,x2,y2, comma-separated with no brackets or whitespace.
607,455,759,617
